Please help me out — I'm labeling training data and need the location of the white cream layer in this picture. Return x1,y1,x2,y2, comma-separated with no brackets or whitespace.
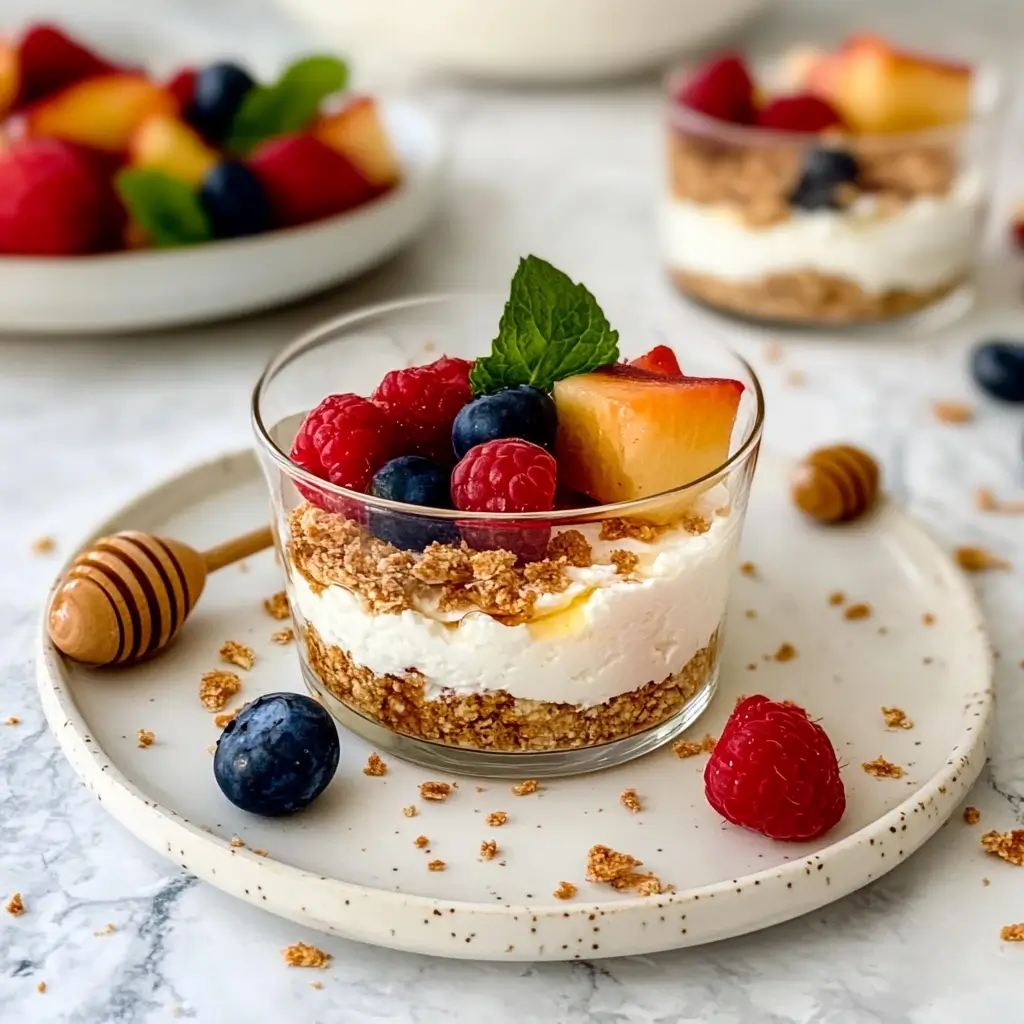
660,173,983,295
290,489,739,709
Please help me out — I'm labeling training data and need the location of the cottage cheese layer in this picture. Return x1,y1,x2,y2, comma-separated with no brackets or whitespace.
289,490,739,710
660,172,984,296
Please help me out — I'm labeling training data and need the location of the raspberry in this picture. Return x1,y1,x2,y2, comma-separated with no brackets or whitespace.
756,94,845,132
372,356,473,464
704,695,845,841
290,393,396,499
451,439,557,514
676,54,755,125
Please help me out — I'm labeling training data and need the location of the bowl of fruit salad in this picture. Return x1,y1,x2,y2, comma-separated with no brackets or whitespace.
0,24,445,333
252,257,764,777
661,34,1005,327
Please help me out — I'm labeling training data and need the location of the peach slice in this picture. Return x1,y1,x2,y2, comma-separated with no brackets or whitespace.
315,96,400,188
128,114,218,187
553,365,743,507
0,38,18,118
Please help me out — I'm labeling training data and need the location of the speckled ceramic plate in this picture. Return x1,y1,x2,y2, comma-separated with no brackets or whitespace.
36,449,993,961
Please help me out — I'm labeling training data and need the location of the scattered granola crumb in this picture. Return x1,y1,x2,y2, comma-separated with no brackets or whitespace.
363,752,387,777
785,370,806,388
419,781,452,801
6,893,24,916
283,942,332,968
975,489,1024,514
486,811,508,827
137,729,155,749
862,756,904,779
746,663,758,671
214,705,245,729
844,603,872,621
219,640,255,671
673,734,716,758
1001,923,1024,942
586,845,642,883
739,561,758,578
229,836,245,848
199,670,241,712
475,786,486,793
763,341,783,364
94,923,116,936
610,549,639,577
774,642,798,662
881,707,913,730
547,530,593,568
553,881,577,900
745,609,757,619
955,546,1011,573
620,788,642,813
636,877,665,897
271,627,295,645
479,840,498,861
599,517,673,543
4,716,20,726
931,400,974,424
982,830,1024,866
828,591,846,606
252,849,269,857
263,591,290,620
403,805,418,818
310,981,323,990
427,859,446,872
414,835,429,848
37,982,46,993
983,877,991,886
963,806,981,826
922,613,935,626
511,779,540,796
30,535,55,555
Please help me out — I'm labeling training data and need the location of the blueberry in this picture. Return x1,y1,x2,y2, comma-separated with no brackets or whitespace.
971,340,1024,403
369,455,458,550
451,386,558,460
789,148,860,211
214,693,339,816
187,63,256,143
200,161,272,238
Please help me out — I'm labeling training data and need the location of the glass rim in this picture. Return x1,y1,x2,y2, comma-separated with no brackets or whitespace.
250,292,765,523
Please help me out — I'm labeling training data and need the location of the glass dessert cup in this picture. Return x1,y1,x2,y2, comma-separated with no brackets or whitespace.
661,59,1005,330
252,294,764,778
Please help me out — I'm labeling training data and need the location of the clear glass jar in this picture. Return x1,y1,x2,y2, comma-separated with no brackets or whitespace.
661,59,1005,328
252,295,764,777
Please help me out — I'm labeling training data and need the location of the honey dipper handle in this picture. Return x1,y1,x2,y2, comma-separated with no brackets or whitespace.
202,525,275,573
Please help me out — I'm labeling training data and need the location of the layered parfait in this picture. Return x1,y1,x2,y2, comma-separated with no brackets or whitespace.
254,259,762,772
662,34,1000,325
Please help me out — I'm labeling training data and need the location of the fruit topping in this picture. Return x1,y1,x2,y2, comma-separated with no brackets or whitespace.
199,161,272,238
372,355,473,464
214,693,340,816
315,96,400,188
676,54,756,124
0,37,19,118
290,393,397,492
129,114,219,188
369,455,458,550
554,364,742,504
166,67,197,110
755,93,845,132
629,345,682,376
451,439,557,514
789,147,860,211
452,386,557,460
186,62,256,143
16,24,123,107
971,340,1024,403
704,695,846,841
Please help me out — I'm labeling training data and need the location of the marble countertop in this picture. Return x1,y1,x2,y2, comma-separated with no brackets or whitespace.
2,0,1024,1020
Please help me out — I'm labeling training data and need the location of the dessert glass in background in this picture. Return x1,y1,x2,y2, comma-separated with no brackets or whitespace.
252,294,764,777
661,36,1006,328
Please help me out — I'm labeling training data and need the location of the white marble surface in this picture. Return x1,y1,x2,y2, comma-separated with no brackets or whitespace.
2,0,1024,1020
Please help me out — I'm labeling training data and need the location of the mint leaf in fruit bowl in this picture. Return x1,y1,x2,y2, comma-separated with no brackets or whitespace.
115,168,213,247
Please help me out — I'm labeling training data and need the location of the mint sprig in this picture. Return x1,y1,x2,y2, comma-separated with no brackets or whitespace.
470,256,620,396
115,169,212,248
227,55,349,154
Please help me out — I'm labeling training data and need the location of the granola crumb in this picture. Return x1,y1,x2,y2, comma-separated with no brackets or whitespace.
199,670,241,712
30,535,55,555
598,517,672,543
6,892,24,916
263,591,290,620
862,755,904,779
786,370,806,388
271,627,295,645
931,400,974,424
419,781,452,802
975,489,1024,514
137,729,155,749
955,546,1011,573
620,788,643,813
553,881,577,900
983,877,991,886
427,859,446,872
763,341,783,364
547,530,593,567
746,663,758,671
511,779,540,796
1001,923,1024,942
981,830,1024,866
37,982,46,993
963,806,981,826
774,642,798,662
403,805,418,818
739,561,758,578
94,923,116,936
282,942,332,968
636,877,665,897
610,549,639,577
486,811,508,827
214,705,245,729
4,716,20,726
219,640,255,671
673,733,716,758
363,752,387,777
310,981,323,990
828,591,846,606
923,613,935,626
745,609,757,619
586,844,643,883
252,849,269,857
414,835,429,848
479,840,498,861
229,836,245,848
881,706,913,730
844,603,872,621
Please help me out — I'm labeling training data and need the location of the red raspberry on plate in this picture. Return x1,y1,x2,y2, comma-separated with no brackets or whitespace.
451,439,558,514
372,356,473,464
756,94,845,132
676,54,755,125
704,695,845,841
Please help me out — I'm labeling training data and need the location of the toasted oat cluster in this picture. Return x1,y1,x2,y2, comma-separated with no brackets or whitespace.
271,627,295,645
620,788,643,813
862,755,904,779
414,835,429,848
6,892,24,916
881,707,913,730
219,640,255,671
485,811,508,827
585,845,668,896
419,781,452,802
673,734,717,759
282,942,332,968
1001,923,1024,942
553,881,578,900
479,840,498,861
136,729,155,749
610,550,639,577
774,643,798,663
981,829,1024,866
427,859,446,872
546,530,593,567
363,753,387,777
199,671,241,712
511,779,540,796
402,805,418,818
215,706,244,729
963,806,981,826
263,591,290,620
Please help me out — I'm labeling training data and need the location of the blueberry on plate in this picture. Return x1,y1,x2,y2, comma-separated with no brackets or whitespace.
451,386,558,460
187,62,256,143
369,455,459,550
971,340,1024,403
789,148,860,212
214,693,339,816
200,161,272,238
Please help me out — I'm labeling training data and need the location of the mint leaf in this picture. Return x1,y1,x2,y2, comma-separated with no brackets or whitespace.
227,55,349,154
115,169,212,247
470,256,619,396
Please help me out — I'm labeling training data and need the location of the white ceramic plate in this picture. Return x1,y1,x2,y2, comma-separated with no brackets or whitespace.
37,449,992,961
0,101,446,334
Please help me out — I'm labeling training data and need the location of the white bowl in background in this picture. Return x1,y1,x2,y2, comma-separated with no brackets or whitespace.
272,0,771,83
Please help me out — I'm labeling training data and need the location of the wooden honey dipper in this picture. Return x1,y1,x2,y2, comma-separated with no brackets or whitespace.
47,526,274,667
